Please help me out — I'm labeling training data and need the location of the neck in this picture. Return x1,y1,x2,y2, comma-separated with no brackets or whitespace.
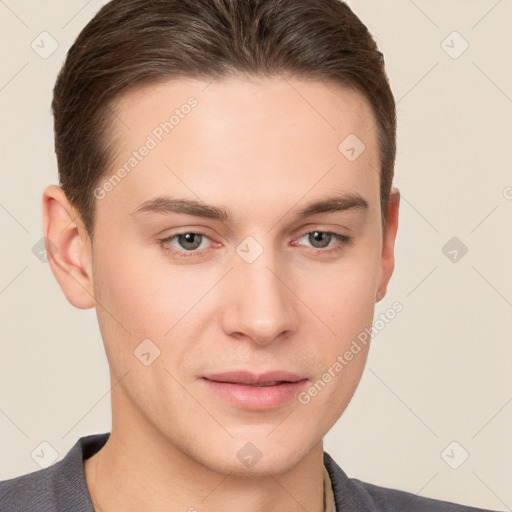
84,399,325,512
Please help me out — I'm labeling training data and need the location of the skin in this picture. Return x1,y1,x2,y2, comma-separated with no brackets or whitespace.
43,75,399,512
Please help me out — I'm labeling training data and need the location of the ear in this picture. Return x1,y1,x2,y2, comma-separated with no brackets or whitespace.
376,187,400,302
42,184,95,309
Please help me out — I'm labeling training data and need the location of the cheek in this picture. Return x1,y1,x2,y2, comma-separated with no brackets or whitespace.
305,254,380,339
91,241,170,370
92,241,211,376
298,247,379,407
93,240,179,332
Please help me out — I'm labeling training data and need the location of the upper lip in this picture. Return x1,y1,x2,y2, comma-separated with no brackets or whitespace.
202,371,307,385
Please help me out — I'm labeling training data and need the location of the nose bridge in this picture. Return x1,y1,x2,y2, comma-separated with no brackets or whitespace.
222,237,297,344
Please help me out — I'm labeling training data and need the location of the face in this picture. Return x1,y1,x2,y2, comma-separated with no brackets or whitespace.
50,75,398,475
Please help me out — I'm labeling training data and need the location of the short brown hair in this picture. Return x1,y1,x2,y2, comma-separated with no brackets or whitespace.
52,0,395,240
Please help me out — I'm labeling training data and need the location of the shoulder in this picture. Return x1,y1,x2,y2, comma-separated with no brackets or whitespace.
351,478,496,512
0,433,109,512
323,451,500,512
0,459,67,512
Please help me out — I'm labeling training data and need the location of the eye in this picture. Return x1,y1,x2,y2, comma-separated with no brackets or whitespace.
158,231,213,258
158,229,353,259
293,230,353,254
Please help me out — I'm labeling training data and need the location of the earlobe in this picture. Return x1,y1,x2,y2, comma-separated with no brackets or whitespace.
376,187,400,302
42,184,96,309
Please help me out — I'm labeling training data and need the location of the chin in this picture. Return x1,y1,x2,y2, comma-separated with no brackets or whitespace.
192,432,318,477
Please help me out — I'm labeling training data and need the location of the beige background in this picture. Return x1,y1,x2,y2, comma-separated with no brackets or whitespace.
1,1,511,509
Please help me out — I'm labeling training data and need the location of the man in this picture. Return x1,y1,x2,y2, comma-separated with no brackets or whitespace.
0,0,499,511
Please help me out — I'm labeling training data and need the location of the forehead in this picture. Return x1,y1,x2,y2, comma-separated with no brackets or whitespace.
112,75,377,148
99,75,380,223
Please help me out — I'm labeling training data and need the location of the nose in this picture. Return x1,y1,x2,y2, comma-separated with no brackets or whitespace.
220,246,299,346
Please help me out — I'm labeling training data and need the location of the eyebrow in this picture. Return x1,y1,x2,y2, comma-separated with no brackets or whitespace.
131,192,369,222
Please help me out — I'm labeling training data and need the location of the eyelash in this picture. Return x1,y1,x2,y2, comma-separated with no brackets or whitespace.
157,230,353,259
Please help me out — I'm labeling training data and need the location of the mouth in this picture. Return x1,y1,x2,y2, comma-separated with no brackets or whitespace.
202,370,306,385
233,381,291,387
200,371,308,410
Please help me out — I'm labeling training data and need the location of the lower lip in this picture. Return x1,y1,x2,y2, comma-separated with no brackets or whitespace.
201,378,308,410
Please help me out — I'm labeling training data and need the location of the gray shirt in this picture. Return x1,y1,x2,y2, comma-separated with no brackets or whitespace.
0,432,498,511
